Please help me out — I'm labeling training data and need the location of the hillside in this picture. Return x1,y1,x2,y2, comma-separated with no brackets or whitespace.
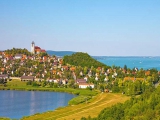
46,50,75,57
63,52,107,68
83,86,160,120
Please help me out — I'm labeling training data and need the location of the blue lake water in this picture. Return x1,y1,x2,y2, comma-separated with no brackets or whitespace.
95,56,160,70
0,90,75,119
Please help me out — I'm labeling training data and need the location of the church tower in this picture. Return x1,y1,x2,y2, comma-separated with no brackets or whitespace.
31,41,35,54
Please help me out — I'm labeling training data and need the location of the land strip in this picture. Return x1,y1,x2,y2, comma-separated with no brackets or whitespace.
22,93,129,120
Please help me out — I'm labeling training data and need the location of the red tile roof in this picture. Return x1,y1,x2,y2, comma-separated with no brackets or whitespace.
41,49,46,53
35,46,41,49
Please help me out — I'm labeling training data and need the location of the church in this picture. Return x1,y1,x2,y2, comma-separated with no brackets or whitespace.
31,41,46,54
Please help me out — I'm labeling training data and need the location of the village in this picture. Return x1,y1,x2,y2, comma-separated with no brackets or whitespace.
0,42,160,93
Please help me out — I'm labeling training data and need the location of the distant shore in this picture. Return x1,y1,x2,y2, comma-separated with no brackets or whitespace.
0,86,98,96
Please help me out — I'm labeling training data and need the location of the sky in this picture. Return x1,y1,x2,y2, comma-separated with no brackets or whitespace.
0,0,160,56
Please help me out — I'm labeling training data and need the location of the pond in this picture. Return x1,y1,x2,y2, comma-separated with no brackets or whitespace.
0,90,76,119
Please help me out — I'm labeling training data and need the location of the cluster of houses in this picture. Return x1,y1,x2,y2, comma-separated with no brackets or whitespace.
0,42,160,89
0,44,97,88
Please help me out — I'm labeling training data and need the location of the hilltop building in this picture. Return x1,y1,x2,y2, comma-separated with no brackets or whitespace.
31,41,46,54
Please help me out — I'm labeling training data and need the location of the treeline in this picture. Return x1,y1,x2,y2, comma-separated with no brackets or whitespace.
63,52,107,68
4,48,31,56
81,86,160,120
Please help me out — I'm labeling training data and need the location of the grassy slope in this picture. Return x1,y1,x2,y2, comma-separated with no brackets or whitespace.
22,93,129,120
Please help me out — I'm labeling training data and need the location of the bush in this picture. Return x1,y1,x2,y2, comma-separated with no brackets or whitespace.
68,96,92,105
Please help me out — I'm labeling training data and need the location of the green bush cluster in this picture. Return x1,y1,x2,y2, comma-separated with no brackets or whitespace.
68,96,92,105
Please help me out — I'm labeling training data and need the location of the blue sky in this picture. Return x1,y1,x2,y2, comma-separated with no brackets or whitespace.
0,0,160,56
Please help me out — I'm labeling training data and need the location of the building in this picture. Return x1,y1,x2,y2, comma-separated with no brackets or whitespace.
76,78,94,89
31,41,35,54
0,74,9,79
21,76,35,81
31,41,46,54
15,54,22,59
79,83,94,89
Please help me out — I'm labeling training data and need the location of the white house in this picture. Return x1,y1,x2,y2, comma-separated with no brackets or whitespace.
53,79,58,83
15,54,22,59
0,55,3,58
84,77,88,81
62,79,67,85
104,76,109,81
95,76,99,81
79,83,94,89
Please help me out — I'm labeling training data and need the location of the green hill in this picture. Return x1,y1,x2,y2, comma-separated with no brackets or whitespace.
63,52,107,68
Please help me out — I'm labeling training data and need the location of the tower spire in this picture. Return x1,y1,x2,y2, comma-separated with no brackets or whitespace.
31,41,35,54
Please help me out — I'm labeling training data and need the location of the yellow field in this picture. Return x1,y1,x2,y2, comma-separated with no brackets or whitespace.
22,93,129,120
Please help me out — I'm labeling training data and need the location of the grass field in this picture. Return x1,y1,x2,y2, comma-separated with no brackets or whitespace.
0,80,98,96
0,118,10,120
22,93,129,120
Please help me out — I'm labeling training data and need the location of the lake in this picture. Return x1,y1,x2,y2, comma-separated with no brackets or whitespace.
0,90,76,119
95,56,160,70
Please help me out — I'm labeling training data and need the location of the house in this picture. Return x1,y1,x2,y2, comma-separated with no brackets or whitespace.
88,70,92,77
62,66,69,70
80,71,83,76
79,83,94,89
47,79,53,82
62,79,68,85
52,70,57,74
53,79,58,83
41,49,46,53
4,58,7,63
84,76,88,81
76,78,94,88
21,76,35,81
145,71,150,76
53,62,58,66
1,68,5,72
0,54,3,58
70,67,76,71
0,74,9,80
43,56,47,61
95,76,99,81
104,76,109,82
15,54,22,59
76,79,86,84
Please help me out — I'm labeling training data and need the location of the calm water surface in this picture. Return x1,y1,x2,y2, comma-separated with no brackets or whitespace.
96,56,160,70
0,90,75,119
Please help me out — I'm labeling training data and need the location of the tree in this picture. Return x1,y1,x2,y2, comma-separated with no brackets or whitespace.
124,65,127,71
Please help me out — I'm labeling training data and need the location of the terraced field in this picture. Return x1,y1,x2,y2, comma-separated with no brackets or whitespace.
22,93,129,120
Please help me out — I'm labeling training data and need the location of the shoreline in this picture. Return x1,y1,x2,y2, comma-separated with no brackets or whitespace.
0,86,99,119
0,86,98,96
